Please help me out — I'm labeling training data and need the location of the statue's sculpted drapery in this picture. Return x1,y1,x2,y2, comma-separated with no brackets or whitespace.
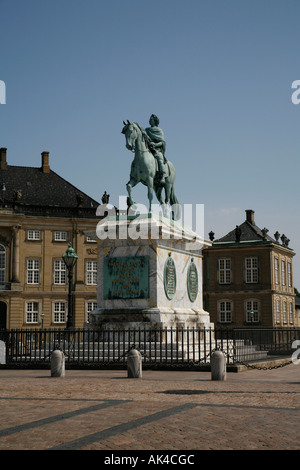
145,114,167,183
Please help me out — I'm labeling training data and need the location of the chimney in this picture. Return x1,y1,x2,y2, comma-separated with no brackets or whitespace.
41,151,50,173
0,148,7,170
245,209,255,225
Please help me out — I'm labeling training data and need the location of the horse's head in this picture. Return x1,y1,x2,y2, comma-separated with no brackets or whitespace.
121,120,139,151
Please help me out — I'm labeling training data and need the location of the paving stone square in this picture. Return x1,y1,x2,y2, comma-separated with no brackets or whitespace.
0,364,299,454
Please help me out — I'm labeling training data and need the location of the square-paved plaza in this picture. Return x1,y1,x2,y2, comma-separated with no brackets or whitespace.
0,365,299,452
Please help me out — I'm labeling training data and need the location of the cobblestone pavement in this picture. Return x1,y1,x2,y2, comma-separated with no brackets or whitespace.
0,364,299,454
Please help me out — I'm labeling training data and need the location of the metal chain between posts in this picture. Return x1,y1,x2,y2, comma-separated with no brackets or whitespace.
129,345,295,371
215,347,294,371
92,344,295,371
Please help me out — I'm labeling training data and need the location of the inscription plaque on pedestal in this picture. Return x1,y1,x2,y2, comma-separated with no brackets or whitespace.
187,259,198,302
164,253,176,300
104,256,149,299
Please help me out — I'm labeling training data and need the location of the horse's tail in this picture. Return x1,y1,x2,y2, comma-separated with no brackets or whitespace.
170,186,181,221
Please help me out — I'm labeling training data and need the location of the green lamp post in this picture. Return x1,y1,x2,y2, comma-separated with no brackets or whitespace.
62,245,78,329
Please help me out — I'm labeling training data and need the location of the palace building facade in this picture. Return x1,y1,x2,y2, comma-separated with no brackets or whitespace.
203,209,297,327
0,148,101,329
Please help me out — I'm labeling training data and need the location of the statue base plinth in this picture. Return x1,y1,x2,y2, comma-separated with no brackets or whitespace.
89,306,212,331
87,214,213,331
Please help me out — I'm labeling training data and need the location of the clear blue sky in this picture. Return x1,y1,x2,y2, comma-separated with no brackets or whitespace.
1,0,300,286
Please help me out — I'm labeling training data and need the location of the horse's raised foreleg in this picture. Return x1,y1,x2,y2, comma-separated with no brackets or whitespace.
126,178,137,207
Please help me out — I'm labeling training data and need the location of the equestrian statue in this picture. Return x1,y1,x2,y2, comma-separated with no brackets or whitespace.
122,114,181,221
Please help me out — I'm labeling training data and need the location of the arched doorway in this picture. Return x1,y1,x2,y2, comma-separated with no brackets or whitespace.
0,302,7,329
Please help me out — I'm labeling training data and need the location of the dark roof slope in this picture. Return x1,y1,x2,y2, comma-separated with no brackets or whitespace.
212,209,292,250
0,165,100,217
216,220,276,243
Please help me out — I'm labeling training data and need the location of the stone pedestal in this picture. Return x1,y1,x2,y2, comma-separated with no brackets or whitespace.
88,214,212,331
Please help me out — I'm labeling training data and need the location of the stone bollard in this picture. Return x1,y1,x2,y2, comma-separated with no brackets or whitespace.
51,348,65,377
127,348,142,378
211,349,226,381
0,340,6,365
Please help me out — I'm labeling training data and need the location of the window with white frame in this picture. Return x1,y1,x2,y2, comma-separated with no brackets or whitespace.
283,301,287,323
26,301,39,323
288,262,292,287
86,260,97,285
276,300,281,324
274,258,279,285
86,301,97,323
54,260,66,284
245,300,259,323
281,260,286,286
86,235,97,243
0,244,6,285
218,300,232,323
53,301,66,323
27,230,41,241
54,231,68,242
218,258,231,284
245,257,258,283
27,259,40,284
289,303,294,324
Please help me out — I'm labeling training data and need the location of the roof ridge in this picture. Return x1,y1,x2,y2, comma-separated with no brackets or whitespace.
7,164,40,169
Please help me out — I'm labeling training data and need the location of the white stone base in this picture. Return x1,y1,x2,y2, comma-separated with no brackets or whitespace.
87,214,213,331
90,306,212,331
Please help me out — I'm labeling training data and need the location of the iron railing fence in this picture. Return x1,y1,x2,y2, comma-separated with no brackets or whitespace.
0,327,299,367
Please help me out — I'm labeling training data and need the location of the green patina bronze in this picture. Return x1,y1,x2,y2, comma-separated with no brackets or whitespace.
164,253,176,300
187,258,198,302
104,256,149,300
122,115,181,221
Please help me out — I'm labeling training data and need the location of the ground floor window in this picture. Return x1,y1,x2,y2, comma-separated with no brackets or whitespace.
26,301,39,323
218,300,232,323
289,302,294,324
245,299,259,323
283,301,287,324
53,301,66,323
86,301,97,323
276,299,281,324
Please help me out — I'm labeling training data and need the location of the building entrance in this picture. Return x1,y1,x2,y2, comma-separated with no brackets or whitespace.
0,302,7,329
